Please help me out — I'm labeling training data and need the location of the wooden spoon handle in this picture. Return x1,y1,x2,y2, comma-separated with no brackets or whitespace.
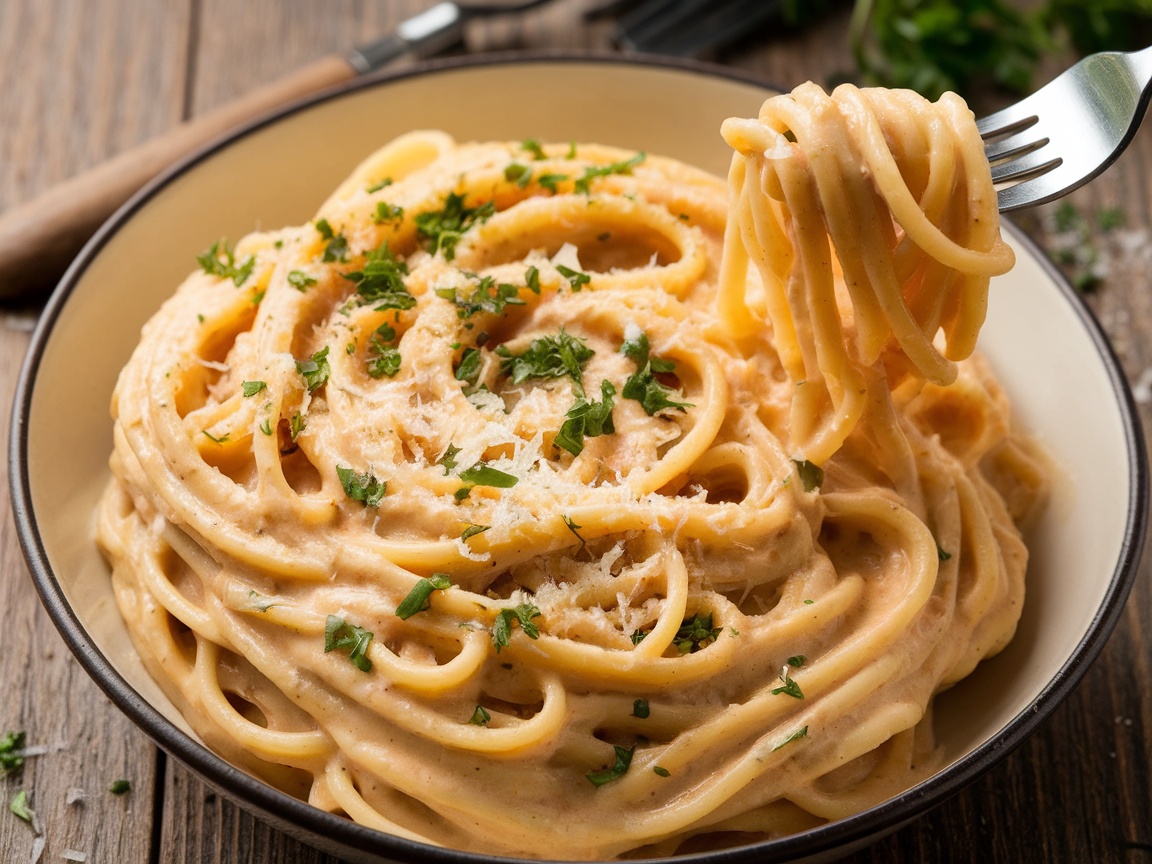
0,53,358,301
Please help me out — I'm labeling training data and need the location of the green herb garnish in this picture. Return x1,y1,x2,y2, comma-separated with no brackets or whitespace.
197,238,255,287
792,459,824,492
771,725,809,751
497,329,593,390
0,731,26,776
586,744,635,786
653,765,671,777
373,201,404,224
289,412,306,441
366,322,402,378
315,218,349,263
295,346,331,392
439,444,462,475
469,705,491,726
520,138,548,160
324,615,374,672
202,430,230,444
771,666,805,699
574,152,645,194
10,789,35,825
554,379,616,457
414,192,496,261
620,329,691,416
341,243,414,310
555,264,590,291
336,465,386,507
492,602,542,652
437,274,525,319
109,779,132,795
241,380,266,397
395,573,452,619
461,524,490,541
673,612,721,654
287,270,316,291
632,699,650,719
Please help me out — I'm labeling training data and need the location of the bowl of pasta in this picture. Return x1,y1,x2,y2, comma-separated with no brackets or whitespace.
11,54,1147,863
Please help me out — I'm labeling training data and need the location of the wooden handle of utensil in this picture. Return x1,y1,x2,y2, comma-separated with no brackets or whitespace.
0,53,358,301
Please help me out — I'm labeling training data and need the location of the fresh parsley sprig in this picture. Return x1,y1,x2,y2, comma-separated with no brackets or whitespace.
574,152,645,195
620,329,691,416
197,238,255,287
414,192,496,261
341,243,415,311
586,744,635,786
295,346,331,393
395,573,452,619
554,380,616,456
324,615,374,672
497,329,594,391
492,602,543,652
337,465,386,507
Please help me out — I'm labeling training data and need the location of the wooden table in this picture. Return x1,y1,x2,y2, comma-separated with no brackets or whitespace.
1,2,1148,861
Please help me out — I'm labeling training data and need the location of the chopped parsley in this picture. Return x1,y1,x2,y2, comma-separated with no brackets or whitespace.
672,612,721,654
108,779,132,795
366,322,401,378
365,177,393,193
586,744,635,786
492,602,542,652
295,346,331,392
289,412,306,441
653,765,671,777
395,573,452,619
454,347,483,391
469,705,491,726
436,275,525,319
414,192,496,261
461,523,490,541
620,329,691,416
520,138,548,161
497,329,593,390
341,243,414,310
554,379,616,456
525,265,541,294
937,545,953,561
632,699,650,719
792,459,824,492
504,163,532,187
563,515,586,548
556,264,590,291
787,655,806,668
0,731,26,776
336,465,386,507
314,218,349,263
287,270,316,291
575,152,645,195
772,725,809,751
10,789,35,825
196,238,255,287
323,615,374,672
373,201,404,224
771,666,805,699
439,444,462,475
202,430,230,444
259,418,273,436
241,380,266,397
455,461,519,501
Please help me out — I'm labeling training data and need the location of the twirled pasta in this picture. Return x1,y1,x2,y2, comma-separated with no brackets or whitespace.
98,83,1047,858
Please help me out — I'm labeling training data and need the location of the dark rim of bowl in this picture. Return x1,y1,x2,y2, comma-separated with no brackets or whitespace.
9,50,1149,864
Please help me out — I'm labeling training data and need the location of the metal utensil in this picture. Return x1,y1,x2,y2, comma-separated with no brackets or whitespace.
981,45,1152,211
0,0,557,300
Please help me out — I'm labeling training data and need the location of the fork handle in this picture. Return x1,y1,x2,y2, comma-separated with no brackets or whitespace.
0,54,359,301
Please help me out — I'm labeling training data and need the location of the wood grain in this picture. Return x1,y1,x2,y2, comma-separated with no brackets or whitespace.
1,1,1149,862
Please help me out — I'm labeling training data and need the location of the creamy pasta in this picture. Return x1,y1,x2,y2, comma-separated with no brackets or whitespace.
97,82,1048,858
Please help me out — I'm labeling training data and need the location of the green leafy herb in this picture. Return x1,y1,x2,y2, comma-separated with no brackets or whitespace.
395,573,452,619
497,329,594,390
241,380,266,398
937,545,953,561
520,138,548,161
289,412,306,441
492,602,543,652
296,345,331,392
341,243,415,310
673,612,722,654
469,705,491,726
437,275,525,319
109,779,132,795
454,347,483,391
202,430,230,444
504,162,532,187
555,379,616,456
555,264,590,291
373,201,404,224
10,789,35,825
337,465,386,507
259,418,273,436
0,731,26,776
439,444,462,475
632,699,650,719
620,330,691,416
324,614,374,672
458,462,519,488
197,238,255,287
792,459,824,492
537,173,568,194
315,218,349,263
367,322,402,379
287,270,316,292
574,152,645,194
525,265,541,294
586,744,635,786
461,524,490,541
414,192,496,260
563,515,586,548
787,655,807,668
653,765,671,777
366,177,393,193
771,725,809,751
771,666,805,699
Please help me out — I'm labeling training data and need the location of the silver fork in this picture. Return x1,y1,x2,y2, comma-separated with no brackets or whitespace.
980,46,1152,211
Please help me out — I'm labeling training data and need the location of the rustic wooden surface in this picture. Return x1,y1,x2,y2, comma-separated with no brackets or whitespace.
1,1,1149,862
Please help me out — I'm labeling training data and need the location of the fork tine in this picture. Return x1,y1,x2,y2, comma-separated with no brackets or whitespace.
989,148,1062,183
984,128,1048,163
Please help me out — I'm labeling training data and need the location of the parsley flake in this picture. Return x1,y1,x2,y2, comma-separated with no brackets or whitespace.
373,201,404,224
620,329,691,416
772,725,809,751
586,744,635,786
366,322,402,379
295,346,331,392
341,243,414,310
241,380,266,398
314,218,349,262
395,573,452,619
556,264,590,291
336,465,386,507
497,329,593,390
520,138,548,160
461,523,490,541
771,666,805,699
437,274,525,319
555,379,616,456
575,152,645,195
632,699,650,719
0,731,26,776
439,444,462,475
673,612,721,654
469,705,491,726
197,238,255,287
414,192,495,260
492,602,542,652
109,779,132,795
287,270,316,291
324,615,374,672
792,459,824,492
10,789,35,825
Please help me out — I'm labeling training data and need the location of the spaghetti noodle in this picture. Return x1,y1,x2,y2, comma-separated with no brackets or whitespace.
97,83,1047,858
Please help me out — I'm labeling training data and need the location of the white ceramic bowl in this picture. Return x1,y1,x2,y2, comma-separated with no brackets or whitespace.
10,55,1147,864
